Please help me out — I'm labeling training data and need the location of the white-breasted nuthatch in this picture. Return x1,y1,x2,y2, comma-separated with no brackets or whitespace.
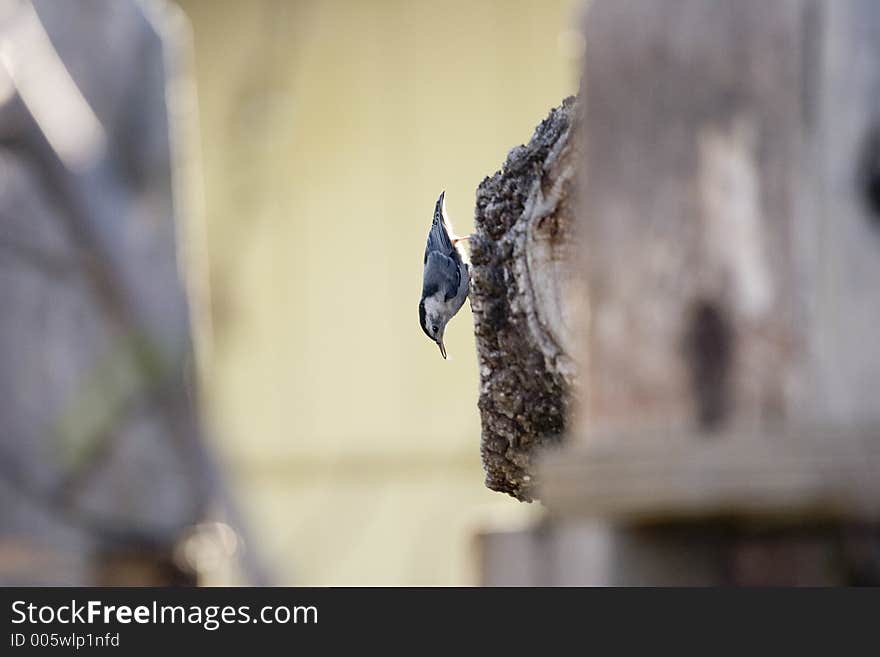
419,191,470,359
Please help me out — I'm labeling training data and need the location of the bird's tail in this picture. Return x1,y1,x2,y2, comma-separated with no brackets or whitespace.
428,190,455,253
433,191,446,226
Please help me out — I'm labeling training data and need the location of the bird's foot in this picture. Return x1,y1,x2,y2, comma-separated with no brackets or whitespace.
453,235,472,245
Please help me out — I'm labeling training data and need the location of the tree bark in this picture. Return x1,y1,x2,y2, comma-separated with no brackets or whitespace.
471,97,580,501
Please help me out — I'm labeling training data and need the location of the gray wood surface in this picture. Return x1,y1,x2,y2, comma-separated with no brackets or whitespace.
574,0,803,439
552,0,880,513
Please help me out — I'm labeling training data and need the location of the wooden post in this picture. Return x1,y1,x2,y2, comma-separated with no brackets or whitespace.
478,0,880,585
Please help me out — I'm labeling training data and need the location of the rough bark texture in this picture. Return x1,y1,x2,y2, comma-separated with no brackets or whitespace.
471,97,579,501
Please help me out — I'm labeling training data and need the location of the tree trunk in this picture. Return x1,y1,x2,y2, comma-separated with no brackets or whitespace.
471,96,580,501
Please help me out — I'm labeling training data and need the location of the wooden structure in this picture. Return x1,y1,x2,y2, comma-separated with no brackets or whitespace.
476,0,880,584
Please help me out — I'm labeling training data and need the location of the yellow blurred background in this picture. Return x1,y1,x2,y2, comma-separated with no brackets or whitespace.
175,0,579,585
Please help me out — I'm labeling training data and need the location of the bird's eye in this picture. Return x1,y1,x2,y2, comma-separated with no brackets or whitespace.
432,325,438,334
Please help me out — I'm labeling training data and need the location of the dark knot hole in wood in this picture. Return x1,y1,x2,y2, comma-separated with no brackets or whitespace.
858,123,880,228
683,299,733,432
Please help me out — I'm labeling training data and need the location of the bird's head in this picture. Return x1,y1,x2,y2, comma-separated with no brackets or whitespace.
419,296,450,359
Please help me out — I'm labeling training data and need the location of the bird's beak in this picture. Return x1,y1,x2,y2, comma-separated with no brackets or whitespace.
437,338,447,359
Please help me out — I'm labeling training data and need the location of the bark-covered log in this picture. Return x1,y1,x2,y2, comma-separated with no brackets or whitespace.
471,97,580,501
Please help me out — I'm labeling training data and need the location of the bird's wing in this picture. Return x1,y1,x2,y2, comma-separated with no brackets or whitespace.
425,191,455,258
422,251,461,302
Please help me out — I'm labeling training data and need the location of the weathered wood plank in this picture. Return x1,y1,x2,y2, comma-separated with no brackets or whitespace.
541,426,880,522
575,0,805,439
541,0,880,513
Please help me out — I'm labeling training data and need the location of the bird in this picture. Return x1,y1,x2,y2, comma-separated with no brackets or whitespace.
419,191,470,359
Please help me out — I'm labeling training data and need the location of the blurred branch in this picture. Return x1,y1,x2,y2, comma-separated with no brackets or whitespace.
3,20,213,517
0,233,88,277
0,1,271,584
0,452,181,550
